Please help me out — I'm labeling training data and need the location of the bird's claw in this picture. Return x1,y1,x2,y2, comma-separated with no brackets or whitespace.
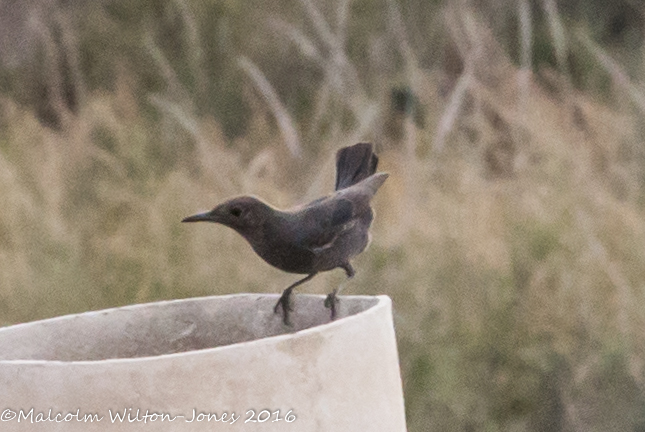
324,290,339,320
274,289,294,326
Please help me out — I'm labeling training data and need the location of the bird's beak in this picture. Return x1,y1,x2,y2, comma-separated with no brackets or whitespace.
181,211,215,223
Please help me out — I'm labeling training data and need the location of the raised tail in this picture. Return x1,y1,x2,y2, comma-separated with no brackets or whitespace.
335,143,378,191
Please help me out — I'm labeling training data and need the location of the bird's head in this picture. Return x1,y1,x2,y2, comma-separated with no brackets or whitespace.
182,196,272,234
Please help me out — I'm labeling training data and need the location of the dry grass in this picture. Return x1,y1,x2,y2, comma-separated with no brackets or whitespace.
2,0,645,430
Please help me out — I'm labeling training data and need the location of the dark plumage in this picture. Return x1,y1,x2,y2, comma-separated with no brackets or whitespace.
182,143,388,325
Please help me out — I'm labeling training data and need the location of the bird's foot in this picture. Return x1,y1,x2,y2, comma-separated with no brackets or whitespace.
324,289,339,320
274,288,294,326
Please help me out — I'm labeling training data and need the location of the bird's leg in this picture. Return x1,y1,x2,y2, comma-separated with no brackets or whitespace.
274,273,317,326
325,263,355,320
324,289,339,320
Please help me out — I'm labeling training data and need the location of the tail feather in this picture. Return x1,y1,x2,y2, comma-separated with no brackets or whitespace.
335,143,378,190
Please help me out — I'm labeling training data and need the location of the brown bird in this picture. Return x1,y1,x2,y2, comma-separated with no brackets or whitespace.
182,143,388,325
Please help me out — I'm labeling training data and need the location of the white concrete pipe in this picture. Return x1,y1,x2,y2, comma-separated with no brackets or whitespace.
0,294,406,431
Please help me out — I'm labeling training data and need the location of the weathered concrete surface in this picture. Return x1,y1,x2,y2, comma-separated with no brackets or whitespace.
0,294,406,431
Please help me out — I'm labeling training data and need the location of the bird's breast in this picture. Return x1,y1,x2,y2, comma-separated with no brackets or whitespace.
252,238,317,274
238,223,315,274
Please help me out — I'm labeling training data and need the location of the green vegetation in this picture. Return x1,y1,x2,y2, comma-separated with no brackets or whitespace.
1,0,645,430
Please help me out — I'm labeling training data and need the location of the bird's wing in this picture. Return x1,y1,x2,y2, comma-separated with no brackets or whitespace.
292,197,359,253
287,173,387,253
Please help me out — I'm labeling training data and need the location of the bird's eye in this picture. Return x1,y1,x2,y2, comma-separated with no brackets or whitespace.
230,207,242,217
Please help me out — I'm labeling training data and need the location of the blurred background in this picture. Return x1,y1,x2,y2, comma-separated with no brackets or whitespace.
1,0,645,430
